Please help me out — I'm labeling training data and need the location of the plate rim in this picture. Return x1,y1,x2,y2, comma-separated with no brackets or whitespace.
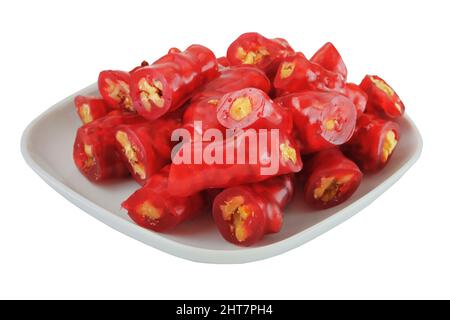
21,83,424,264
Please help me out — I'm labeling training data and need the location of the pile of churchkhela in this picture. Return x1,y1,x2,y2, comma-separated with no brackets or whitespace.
73,32,405,246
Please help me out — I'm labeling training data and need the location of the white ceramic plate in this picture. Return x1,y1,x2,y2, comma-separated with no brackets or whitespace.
21,83,423,264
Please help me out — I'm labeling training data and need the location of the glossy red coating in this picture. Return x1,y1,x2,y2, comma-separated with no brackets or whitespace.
182,98,224,138
344,83,368,115
217,56,230,69
310,42,348,80
168,130,302,197
191,66,271,102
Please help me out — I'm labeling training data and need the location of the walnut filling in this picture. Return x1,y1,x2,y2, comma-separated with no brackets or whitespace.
280,62,296,79
370,76,402,113
313,175,353,203
83,144,94,168
220,196,253,242
137,201,161,220
237,46,270,65
138,78,164,110
230,97,252,121
324,119,337,131
105,78,133,111
79,103,92,124
116,131,146,180
370,76,394,96
280,142,297,164
381,130,398,163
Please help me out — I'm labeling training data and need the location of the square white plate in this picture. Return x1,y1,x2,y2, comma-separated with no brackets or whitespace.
21,83,423,264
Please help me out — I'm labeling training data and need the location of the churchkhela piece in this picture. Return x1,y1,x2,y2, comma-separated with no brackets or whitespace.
213,174,294,246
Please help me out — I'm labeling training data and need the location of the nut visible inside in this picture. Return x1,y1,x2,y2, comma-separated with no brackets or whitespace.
138,78,164,110
313,174,353,203
105,78,134,111
116,131,146,180
280,62,296,79
83,144,94,169
280,142,297,164
370,76,394,97
79,103,93,124
237,46,270,65
324,119,338,131
381,130,398,163
230,97,252,121
220,196,253,243
137,201,161,220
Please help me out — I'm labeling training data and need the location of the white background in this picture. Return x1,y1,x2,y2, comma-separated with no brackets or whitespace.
1,0,449,299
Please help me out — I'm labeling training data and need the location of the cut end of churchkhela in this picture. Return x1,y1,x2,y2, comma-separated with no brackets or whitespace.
73,131,100,182
360,75,405,119
381,130,398,163
73,113,146,182
216,87,293,132
279,61,296,79
311,174,357,205
319,94,357,146
375,121,400,169
304,149,363,209
114,118,180,185
122,189,168,232
98,70,134,112
226,33,295,77
343,113,400,172
229,97,253,121
73,129,101,181
236,46,270,65
213,188,265,246
74,95,111,124
274,91,355,154
216,88,265,129
220,195,253,243
280,142,298,164
276,132,303,173
130,67,171,121
122,167,206,232
227,33,272,67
